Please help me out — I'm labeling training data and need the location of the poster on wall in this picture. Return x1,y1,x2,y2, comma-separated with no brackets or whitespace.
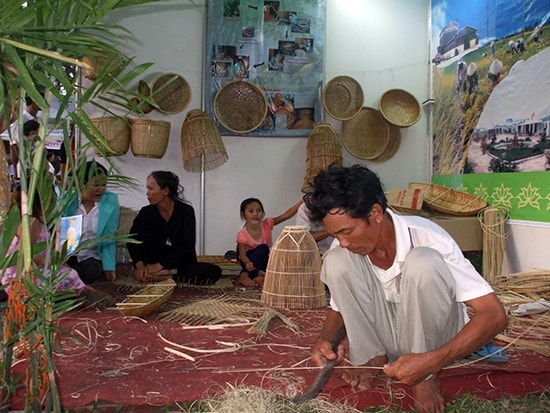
430,0,550,221
204,0,326,137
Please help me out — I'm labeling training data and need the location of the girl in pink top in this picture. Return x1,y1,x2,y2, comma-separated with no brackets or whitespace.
236,197,302,287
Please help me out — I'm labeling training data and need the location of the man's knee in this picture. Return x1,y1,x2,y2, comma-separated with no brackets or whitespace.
402,247,448,285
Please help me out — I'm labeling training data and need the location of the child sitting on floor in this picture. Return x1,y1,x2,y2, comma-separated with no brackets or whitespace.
236,197,302,287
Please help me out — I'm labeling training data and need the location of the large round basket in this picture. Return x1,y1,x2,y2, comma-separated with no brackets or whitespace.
151,73,191,114
371,122,401,162
82,52,123,81
130,118,171,158
116,279,176,317
379,89,422,128
213,81,268,133
341,107,390,160
90,116,130,156
323,75,364,120
302,123,342,193
408,182,488,216
261,226,326,310
181,109,228,172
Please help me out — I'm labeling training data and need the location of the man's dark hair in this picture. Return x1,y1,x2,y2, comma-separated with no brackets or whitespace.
23,119,40,137
304,164,387,223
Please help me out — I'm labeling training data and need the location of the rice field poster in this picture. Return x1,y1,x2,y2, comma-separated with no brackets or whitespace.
204,0,326,137
430,0,550,221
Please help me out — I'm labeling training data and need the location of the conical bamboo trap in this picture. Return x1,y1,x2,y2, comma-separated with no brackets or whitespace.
301,123,342,193
261,226,326,310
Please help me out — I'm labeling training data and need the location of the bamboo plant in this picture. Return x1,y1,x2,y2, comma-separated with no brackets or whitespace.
0,1,180,411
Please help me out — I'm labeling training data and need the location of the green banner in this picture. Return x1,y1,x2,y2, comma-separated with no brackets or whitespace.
433,172,550,222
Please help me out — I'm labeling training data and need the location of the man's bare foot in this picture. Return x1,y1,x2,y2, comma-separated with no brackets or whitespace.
412,375,444,413
239,271,256,287
342,354,387,391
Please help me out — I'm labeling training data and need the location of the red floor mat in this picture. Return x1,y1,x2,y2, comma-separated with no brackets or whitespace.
8,278,550,411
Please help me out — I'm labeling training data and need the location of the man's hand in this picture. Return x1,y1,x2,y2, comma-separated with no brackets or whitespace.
383,352,438,386
311,337,343,368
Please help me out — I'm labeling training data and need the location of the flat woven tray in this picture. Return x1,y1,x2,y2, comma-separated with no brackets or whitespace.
116,278,176,317
372,122,401,162
323,75,364,120
379,89,421,128
341,107,389,160
214,81,267,133
409,182,487,216
151,73,191,114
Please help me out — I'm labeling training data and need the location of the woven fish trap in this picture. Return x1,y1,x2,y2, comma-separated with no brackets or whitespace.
213,81,268,133
409,182,488,216
379,89,422,128
341,107,390,160
371,122,401,162
151,73,191,114
323,75,364,120
261,226,326,310
181,109,228,172
302,123,343,193
130,118,171,158
116,279,176,317
90,116,130,156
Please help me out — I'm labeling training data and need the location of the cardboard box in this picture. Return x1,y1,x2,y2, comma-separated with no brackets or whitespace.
429,214,483,252
387,188,424,211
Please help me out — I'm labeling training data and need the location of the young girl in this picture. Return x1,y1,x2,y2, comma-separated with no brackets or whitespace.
236,198,303,287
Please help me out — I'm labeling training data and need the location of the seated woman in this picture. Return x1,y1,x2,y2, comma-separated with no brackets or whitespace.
127,171,221,285
64,160,120,283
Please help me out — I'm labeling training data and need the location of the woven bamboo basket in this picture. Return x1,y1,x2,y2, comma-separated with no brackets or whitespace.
151,73,191,114
261,226,326,310
116,279,176,317
372,122,401,162
181,109,228,172
408,182,487,216
82,53,123,81
130,118,171,158
302,123,342,193
90,116,131,156
323,75,364,120
379,89,422,128
341,107,390,160
213,80,268,133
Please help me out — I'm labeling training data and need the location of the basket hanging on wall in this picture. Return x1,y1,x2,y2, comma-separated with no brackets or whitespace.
261,226,326,310
379,89,422,128
341,107,390,160
322,75,364,120
181,109,228,172
130,118,171,159
302,122,342,193
151,73,191,114
90,116,130,157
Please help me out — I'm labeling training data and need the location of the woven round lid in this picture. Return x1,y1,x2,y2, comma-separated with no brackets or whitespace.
323,76,364,120
213,81,267,133
341,107,390,160
151,73,191,114
372,122,401,162
379,89,421,128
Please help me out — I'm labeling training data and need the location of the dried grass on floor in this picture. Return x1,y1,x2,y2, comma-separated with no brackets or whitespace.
113,275,234,293
494,270,550,356
181,383,362,413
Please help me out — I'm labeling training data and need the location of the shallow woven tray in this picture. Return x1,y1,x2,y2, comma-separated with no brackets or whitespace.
323,75,364,120
116,278,176,317
379,89,421,128
213,80,268,133
409,182,487,216
372,122,401,162
151,73,191,114
341,107,390,160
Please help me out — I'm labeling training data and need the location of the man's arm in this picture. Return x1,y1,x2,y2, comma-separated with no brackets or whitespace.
384,292,507,385
311,308,346,367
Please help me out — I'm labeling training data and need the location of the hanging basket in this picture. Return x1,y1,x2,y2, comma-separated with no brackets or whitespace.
151,73,191,114
213,80,268,133
371,122,401,162
341,107,390,160
181,109,228,172
322,75,364,120
261,226,326,310
302,123,342,193
379,89,422,128
82,52,123,81
130,118,171,159
90,116,130,156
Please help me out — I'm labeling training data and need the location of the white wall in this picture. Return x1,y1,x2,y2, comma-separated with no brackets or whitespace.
101,0,549,272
